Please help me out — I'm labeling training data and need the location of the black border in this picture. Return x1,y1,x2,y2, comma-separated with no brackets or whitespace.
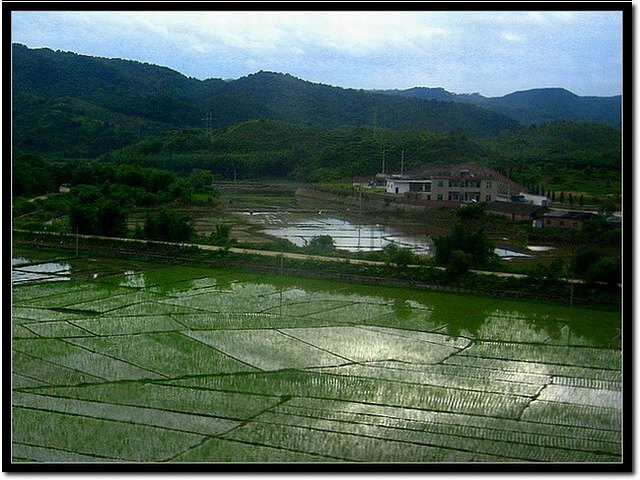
3,1,633,473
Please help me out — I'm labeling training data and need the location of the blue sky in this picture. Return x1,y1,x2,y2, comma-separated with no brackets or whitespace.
10,9,623,97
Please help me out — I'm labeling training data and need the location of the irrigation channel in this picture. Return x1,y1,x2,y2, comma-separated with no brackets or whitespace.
10,250,623,466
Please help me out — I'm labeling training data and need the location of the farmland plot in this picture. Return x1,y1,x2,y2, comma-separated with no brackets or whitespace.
11,254,623,465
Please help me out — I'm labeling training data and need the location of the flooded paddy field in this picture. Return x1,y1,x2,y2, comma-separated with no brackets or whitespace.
11,251,623,464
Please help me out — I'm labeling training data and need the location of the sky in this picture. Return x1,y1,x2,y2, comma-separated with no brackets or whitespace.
10,9,623,97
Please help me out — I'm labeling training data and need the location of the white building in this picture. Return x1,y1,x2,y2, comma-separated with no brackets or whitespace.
516,192,548,206
383,165,522,203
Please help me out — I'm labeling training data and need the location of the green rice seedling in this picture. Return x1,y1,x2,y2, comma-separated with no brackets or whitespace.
20,321,93,338
12,443,123,462
13,392,240,436
535,384,621,409
459,342,621,370
173,312,333,330
249,411,619,462
170,437,337,462
364,360,550,386
13,338,164,381
71,315,185,336
12,350,104,386
32,383,281,419
223,421,478,462
521,400,622,430
20,284,124,309
184,330,347,371
12,306,90,324
272,400,620,456
12,406,205,462
308,302,395,323
168,370,530,419
67,332,258,377
444,356,622,383
280,326,465,364
12,283,86,304
312,364,543,397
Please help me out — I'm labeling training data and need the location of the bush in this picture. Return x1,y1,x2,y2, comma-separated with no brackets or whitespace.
209,224,234,247
445,249,474,276
306,235,336,254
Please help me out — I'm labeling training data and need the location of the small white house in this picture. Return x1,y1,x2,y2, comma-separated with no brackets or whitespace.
517,192,548,206
385,178,432,195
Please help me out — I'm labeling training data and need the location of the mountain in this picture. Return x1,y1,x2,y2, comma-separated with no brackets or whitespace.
12,44,521,158
379,87,621,128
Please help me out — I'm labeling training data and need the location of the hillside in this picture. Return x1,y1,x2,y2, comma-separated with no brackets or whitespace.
380,87,621,128
107,118,620,188
12,44,521,158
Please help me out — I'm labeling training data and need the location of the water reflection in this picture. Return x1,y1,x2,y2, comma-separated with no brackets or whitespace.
12,260,72,284
260,215,433,254
253,212,532,259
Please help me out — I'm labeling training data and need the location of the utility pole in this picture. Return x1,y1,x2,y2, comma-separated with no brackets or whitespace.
401,150,405,177
382,150,386,175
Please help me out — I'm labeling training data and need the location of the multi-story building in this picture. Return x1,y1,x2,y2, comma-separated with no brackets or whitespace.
384,164,524,203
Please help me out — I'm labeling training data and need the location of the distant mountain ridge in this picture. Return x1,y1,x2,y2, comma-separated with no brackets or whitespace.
378,87,621,128
11,44,620,160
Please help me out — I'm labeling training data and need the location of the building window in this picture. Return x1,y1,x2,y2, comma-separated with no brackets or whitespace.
486,181,492,188
437,194,443,200
437,181,444,188
485,195,491,202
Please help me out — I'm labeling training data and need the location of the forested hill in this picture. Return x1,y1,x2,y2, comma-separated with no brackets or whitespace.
379,87,621,128
12,43,521,158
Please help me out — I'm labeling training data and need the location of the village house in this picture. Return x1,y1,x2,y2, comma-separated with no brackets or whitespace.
540,210,598,229
485,201,549,227
382,164,524,203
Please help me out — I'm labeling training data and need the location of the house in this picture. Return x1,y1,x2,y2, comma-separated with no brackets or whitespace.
486,201,549,227
384,164,524,203
541,210,598,229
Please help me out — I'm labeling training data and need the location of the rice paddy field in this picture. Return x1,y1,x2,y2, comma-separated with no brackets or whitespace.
10,250,624,466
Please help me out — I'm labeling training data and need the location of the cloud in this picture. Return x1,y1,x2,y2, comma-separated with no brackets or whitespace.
10,10,622,96
501,32,526,43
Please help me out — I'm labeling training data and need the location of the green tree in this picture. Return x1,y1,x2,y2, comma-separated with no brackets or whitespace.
382,243,418,267
209,224,233,247
445,249,474,276
307,235,336,254
433,222,496,272
142,210,193,242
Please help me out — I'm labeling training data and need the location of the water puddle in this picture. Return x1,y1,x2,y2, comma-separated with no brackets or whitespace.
526,245,556,252
12,260,72,284
494,248,532,259
250,213,433,255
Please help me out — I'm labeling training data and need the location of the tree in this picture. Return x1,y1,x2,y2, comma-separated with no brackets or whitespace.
189,169,216,191
445,250,474,276
209,224,233,247
142,210,193,242
433,221,496,272
307,235,335,253
383,243,418,268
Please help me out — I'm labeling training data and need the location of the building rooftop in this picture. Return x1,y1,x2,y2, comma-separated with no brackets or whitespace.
542,210,598,220
486,201,548,217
